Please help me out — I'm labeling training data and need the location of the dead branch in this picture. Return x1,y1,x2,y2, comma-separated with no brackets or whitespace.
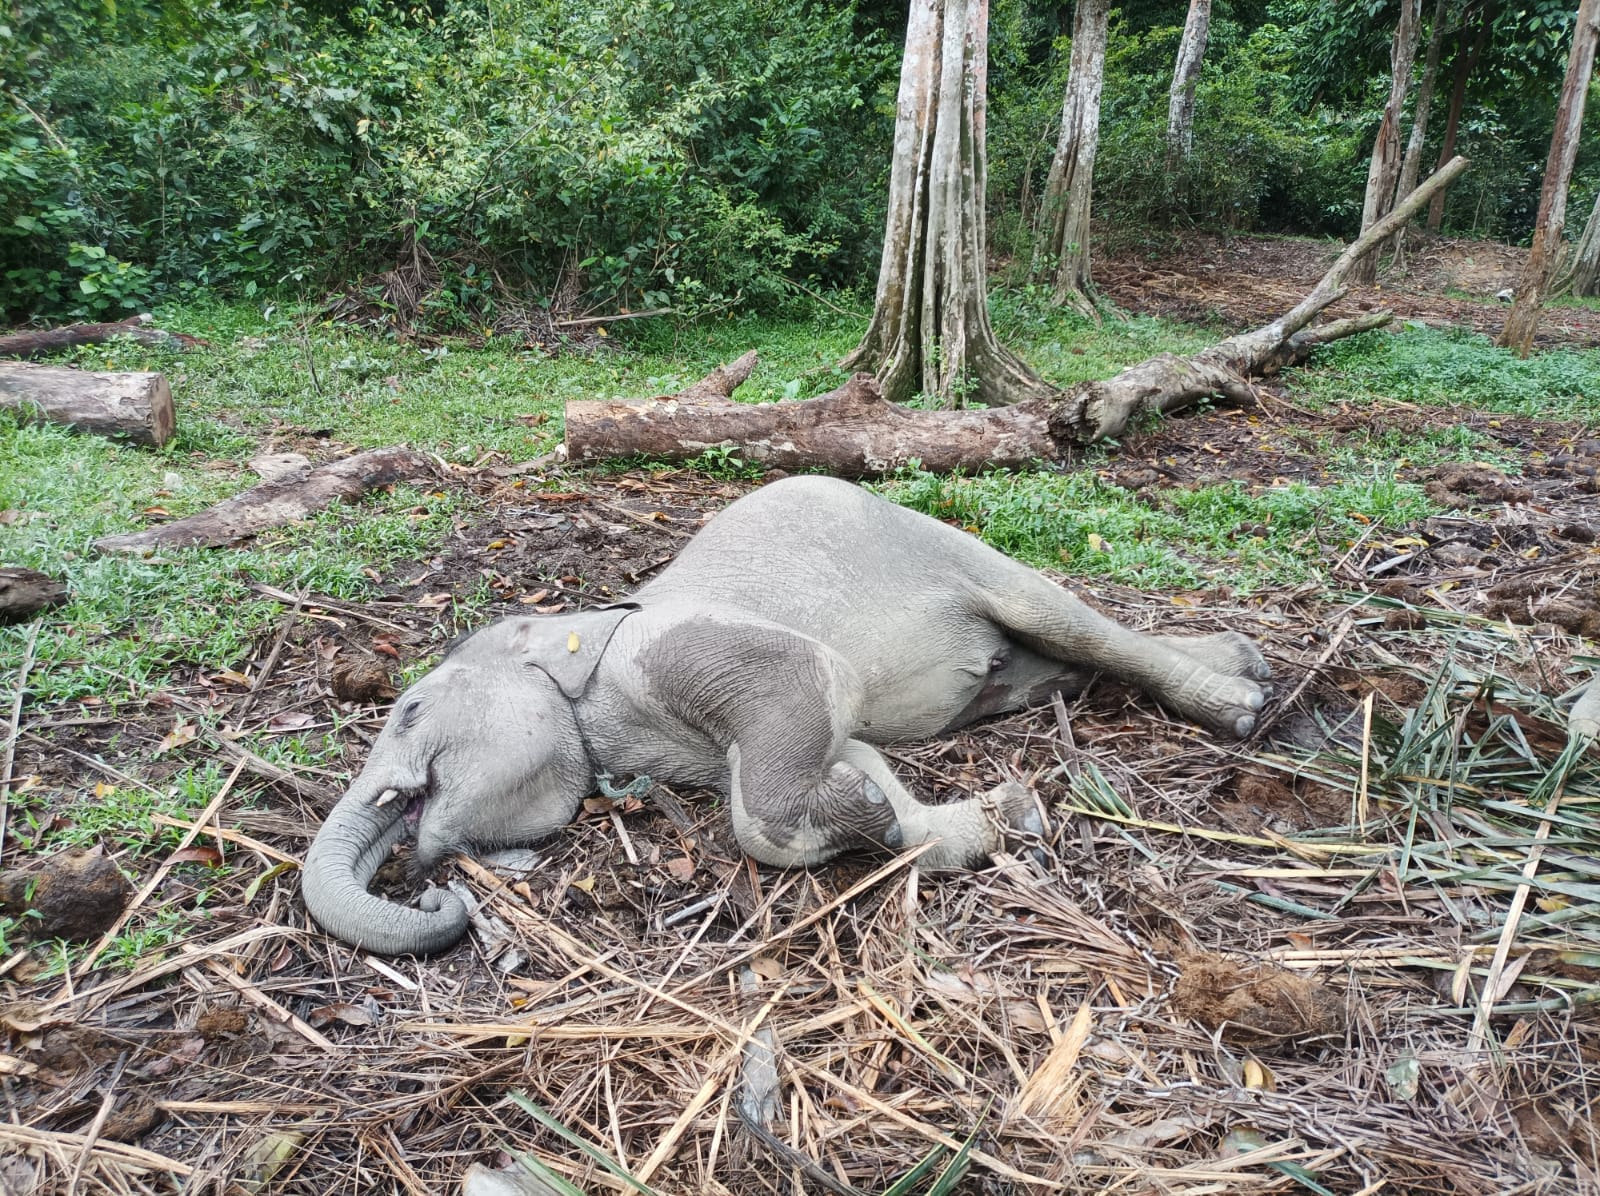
92,446,438,555
0,315,207,359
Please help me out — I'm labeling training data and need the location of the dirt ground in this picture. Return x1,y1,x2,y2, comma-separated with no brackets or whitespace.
1101,231,1600,347
5,241,1600,1194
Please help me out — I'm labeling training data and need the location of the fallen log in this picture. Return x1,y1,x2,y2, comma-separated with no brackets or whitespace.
0,568,69,625
93,446,438,555
0,315,207,359
566,157,1468,473
0,362,176,448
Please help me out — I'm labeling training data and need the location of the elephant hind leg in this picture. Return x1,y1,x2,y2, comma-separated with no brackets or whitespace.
975,574,1269,737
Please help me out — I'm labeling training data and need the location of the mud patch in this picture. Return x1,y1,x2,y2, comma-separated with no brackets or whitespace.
1214,771,1353,834
1170,953,1346,1048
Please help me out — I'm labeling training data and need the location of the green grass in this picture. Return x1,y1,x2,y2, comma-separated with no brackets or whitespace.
878,467,1437,593
1289,325,1600,419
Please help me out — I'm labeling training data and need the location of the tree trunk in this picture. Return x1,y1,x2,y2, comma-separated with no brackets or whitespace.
1392,0,1452,251
0,317,206,360
1558,188,1600,297
1034,0,1110,316
1353,0,1423,285
565,158,1465,471
1164,0,1212,171
92,446,438,555
0,362,176,447
1427,3,1493,232
840,0,1048,409
0,569,68,625
1499,0,1600,356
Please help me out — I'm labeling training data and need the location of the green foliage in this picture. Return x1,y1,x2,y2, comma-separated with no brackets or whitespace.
1294,327,1600,420
3,0,894,323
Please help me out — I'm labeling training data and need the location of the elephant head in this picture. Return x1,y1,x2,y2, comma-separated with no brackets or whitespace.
302,605,637,954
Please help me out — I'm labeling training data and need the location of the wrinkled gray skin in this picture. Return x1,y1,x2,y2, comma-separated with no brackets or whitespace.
303,477,1272,954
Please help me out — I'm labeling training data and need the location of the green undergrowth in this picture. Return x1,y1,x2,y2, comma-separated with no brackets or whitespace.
877,467,1436,593
1290,325,1600,420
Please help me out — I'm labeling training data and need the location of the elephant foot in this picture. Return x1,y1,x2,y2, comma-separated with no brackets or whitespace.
1154,631,1273,737
979,780,1048,861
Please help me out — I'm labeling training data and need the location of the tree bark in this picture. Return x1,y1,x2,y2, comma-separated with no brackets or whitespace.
1392,0,1452,251
1558,188,1600,297
1499,0,1600,356
0,569,68,625
1353,0,1423,285
1164,0,1212,170
0,317,207,360
565,158,1465,471
1427,3,1493,232
1034,0,1110,316
0,362,176,447
92,446,438,555
841,0,1048,409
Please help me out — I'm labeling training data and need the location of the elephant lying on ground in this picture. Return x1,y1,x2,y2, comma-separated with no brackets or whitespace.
302,476,1272,954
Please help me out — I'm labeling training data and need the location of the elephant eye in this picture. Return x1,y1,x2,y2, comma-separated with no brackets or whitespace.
394,697,425,735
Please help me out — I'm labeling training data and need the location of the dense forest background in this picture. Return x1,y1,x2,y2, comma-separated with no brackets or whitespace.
1,0,1588,325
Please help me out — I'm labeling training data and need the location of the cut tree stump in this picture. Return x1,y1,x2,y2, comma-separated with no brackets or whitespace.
566,157,1468,474
0,568,69,625
0,361,176,448
93,446,438,555
0,315,207,359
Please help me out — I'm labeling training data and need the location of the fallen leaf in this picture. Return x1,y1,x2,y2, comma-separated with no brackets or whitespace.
210,669,252,687
156,722,198,755
533,602,566,614
417,592,453,610
266,711,316,732
141,506,170,518
372,640,401,659
566,631,581,653
571,875,596,893
93,781,117,799
665,856,695,882
307,1002,374,1029
244,860,298,903
244,1129,305,1190
170,846,225,868
1242,1057,1276,1090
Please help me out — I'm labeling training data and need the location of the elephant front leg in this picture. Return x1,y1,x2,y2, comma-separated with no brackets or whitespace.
730,738,1044,870
727,741,902,866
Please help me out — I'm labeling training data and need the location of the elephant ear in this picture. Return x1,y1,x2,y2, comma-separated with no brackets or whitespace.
510,603,640,698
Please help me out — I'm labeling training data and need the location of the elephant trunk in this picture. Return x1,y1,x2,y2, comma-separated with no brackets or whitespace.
301,772,469,955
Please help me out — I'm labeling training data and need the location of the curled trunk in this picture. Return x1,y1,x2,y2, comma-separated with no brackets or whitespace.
301,775,469,955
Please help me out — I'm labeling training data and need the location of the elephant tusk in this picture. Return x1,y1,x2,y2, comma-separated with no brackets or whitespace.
373,788,400,808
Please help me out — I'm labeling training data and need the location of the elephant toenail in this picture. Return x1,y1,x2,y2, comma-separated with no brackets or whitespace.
882,822,904,848
1235,714,1256,737
865,780,887,805
1023,810,1044,835
1246,690,1264,710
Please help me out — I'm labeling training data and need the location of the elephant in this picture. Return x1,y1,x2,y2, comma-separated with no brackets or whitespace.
302,476,1272,954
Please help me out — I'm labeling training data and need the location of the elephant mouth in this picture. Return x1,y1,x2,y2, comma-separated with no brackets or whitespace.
374,787,430,833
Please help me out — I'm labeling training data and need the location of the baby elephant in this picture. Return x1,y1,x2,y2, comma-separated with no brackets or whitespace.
302,476,1271,953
